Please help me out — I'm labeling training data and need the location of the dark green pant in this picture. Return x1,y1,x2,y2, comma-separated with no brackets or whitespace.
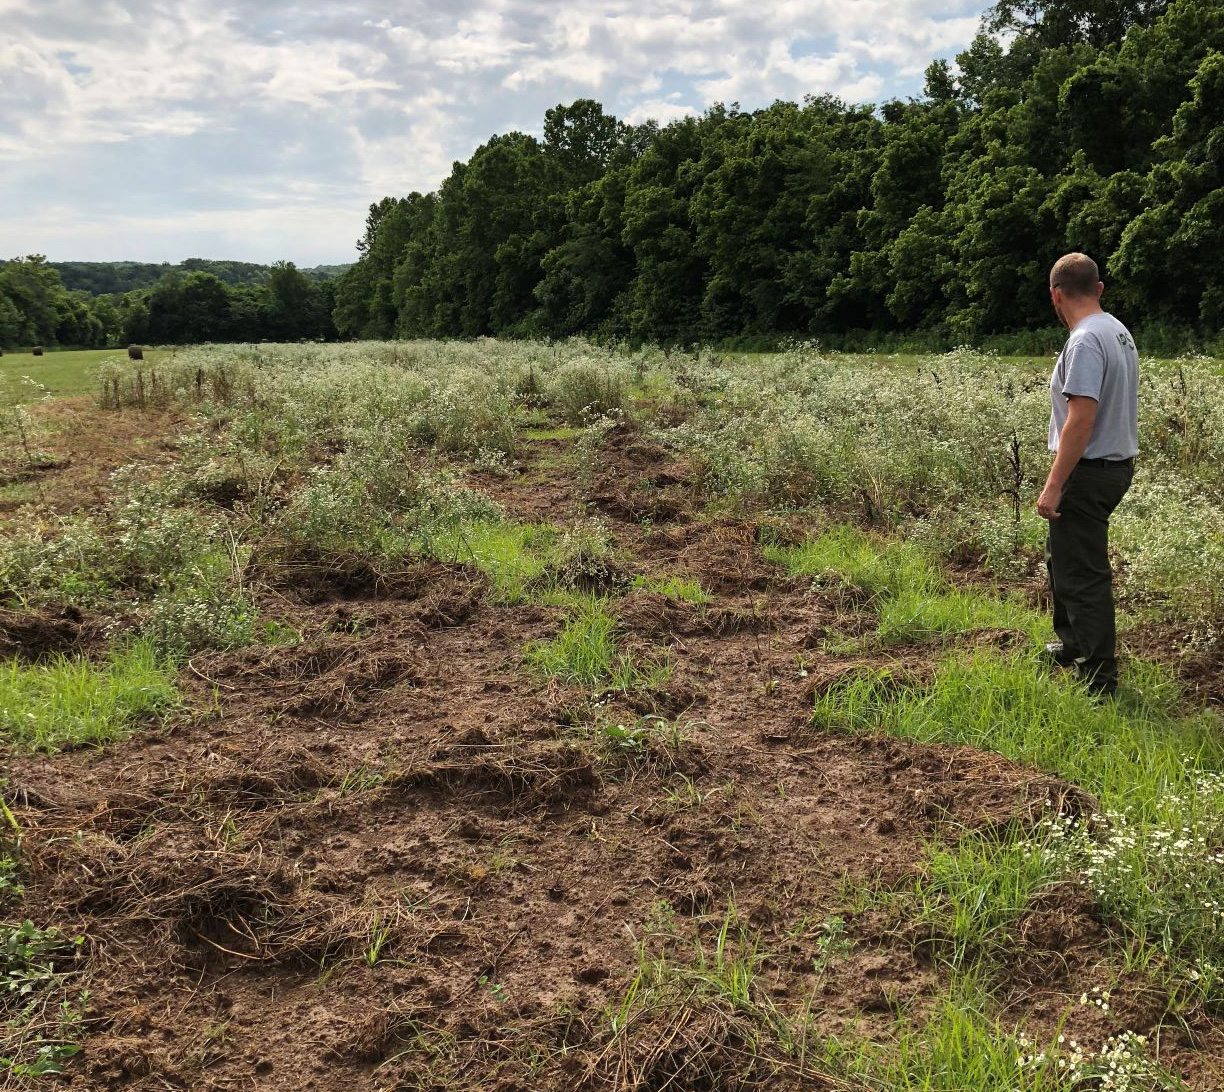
1044,462,1134,691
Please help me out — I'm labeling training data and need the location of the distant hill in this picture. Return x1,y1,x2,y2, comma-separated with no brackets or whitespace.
51,259,351,296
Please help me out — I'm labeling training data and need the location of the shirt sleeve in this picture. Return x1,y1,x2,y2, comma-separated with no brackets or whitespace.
1060,333,1105,401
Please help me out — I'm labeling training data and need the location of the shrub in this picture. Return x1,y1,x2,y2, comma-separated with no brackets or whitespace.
142,552,260,654
274,461,501,561
547,358,631,425
0,520,114,607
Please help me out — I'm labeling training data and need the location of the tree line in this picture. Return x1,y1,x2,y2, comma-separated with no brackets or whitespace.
0,257,338,349
7,0,1218,354
333,0,1223,352
50,259,349,298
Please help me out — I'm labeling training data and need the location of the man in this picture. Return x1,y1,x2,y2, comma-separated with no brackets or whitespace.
1037,252,1138,699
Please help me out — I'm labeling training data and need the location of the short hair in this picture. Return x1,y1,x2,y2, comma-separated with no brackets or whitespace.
1050,253,1101,299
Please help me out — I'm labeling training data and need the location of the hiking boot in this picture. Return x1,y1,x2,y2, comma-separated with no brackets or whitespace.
1040,642,1081,669
1085,678,1118,703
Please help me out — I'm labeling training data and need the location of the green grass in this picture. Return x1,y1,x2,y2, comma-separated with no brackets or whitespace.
522,425,580,441
628,370,678,404
819,976,1186,1091
432,519,558,604
826,981,1187,1090
631,573,713,604
821,979,1064,1091
1,348,167,401
765,526,944,602
0,483,36,508
602,902,1192,1092
875,585,1043,647
0,638,179,752
820,651,1220,813
769,526,1041,648
432,517,633,610
902,833,1067,971
525,596,670,693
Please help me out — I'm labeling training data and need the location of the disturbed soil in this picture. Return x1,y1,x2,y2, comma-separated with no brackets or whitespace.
0,399,186,519
5,410,1224,1090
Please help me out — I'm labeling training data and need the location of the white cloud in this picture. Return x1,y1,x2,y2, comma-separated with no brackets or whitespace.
0,200,364,264
624,99,699,125
0,0,985,262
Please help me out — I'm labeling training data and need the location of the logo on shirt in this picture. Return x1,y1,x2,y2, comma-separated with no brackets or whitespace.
1117,332,1135,352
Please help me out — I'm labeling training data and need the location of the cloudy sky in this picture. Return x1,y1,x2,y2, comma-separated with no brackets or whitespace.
0,0,983,266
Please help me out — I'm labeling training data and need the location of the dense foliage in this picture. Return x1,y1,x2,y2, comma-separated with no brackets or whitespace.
334,0,1223,351
0,257,337,349
50,259,348,297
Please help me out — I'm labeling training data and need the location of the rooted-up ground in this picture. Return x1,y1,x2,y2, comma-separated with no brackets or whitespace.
0,399,185,519
4,401,1224,1091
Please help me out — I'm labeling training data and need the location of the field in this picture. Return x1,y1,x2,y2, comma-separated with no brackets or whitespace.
1,340,1223,1090
1,349,170,402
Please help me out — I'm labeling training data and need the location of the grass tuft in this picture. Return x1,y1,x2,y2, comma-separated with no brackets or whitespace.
433,520,557,605
0,638,179,752
526,596,670,694
765,526,943,602
631,573,712,604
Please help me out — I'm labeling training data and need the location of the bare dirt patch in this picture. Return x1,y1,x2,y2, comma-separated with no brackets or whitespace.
587,425,699,524
0,603,108,661
2,400,185,518
1121,619,1224,708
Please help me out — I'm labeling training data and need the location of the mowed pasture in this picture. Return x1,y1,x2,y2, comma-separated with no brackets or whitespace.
1,348,170,401
1,339,1223,1090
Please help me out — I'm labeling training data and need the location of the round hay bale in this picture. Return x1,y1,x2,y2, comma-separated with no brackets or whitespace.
32,345,44,356
128,344,144,361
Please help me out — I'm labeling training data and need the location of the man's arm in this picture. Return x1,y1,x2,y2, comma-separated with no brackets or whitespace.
1037,395,1097,520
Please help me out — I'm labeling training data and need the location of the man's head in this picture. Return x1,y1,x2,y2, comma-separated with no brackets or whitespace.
1049,253,1104,327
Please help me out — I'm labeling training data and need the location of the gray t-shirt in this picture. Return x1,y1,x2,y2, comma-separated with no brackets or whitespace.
1049,311,1139,460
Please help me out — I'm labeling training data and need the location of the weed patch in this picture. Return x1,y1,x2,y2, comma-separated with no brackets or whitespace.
143,551,261,654
0,920,84,1082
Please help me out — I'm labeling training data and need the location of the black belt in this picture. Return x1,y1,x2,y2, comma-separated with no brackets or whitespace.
1078,457,1133,469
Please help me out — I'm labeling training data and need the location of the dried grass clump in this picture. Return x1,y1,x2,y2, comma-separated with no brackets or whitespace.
390,730,602,812
44,838,381,970
193,637,422,717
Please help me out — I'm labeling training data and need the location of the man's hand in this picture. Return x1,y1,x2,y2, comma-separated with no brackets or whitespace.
1039,394,1097,521
1037,484,1061,520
